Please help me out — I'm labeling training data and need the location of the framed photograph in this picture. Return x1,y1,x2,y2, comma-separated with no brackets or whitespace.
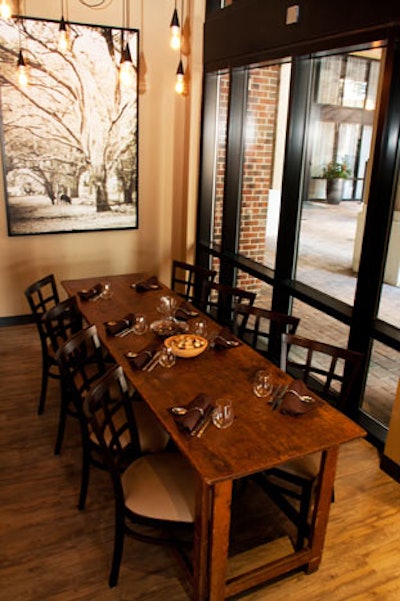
0,16,139,235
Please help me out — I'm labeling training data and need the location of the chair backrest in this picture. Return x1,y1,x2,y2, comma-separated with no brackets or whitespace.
200,281,256,328
171,260,217,306
55,324,109,407
280,333,364,410
43,296,83,354
85,365,141,483
24,274,60,345
233,304,300,365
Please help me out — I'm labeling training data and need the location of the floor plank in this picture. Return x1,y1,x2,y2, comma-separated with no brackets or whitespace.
1,325,399,600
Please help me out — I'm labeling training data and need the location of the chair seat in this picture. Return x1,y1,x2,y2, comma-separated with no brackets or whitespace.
123,452,196,523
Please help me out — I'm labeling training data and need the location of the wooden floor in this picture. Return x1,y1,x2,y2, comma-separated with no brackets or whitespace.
1,324,400,601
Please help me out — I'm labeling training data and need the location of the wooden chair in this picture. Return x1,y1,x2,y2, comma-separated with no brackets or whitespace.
171,260,217,307
24,274,60,414
56,325,169,510
200,281,256,329
232,303,300,365
255,333,364,549
85,365,196,588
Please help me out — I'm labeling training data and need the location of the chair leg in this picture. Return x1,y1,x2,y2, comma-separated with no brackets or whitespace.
54,384,68,455
38,358,49,415
78,425,91,511
109,517,125,588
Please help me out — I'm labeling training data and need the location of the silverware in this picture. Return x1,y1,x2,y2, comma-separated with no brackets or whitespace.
117,326,135,338
191,406,214,438
143,350,162,372
287,389,315,403
272,384,288,411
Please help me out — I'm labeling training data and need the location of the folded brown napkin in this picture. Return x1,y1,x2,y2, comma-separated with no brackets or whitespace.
170,393,213,435
175,303,199,321
134,276,161,292
213,328,241,350
104,313,135,336
125,343,161,369
279,380,323,416
78,283,103,301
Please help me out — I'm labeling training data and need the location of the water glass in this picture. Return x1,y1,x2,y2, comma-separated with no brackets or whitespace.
100,281,113,300
253,370,274,399
159,345,176,368
133,313,148,335
192,317,208,338
212,398,235,429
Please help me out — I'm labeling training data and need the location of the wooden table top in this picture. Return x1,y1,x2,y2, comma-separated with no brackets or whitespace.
62,273,365,485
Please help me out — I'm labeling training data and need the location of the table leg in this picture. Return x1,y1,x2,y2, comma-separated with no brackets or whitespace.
209,479,233,601
192,476,211,601
306,445,339,573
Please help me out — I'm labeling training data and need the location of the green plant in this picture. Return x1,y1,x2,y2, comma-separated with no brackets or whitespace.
322,161,351,179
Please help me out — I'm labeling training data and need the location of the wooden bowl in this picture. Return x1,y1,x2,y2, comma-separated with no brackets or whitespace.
165,334,208,358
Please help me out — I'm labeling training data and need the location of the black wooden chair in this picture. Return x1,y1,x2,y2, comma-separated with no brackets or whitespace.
232,303,300,365
171,260,217,307
24,274,60,414
85,365,196,588
200,281,256,329
56,325,169,510
255,333,364,549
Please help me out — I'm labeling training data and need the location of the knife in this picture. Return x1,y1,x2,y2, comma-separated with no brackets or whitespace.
272,385,288,411
191,405,214,437
143,350,162,372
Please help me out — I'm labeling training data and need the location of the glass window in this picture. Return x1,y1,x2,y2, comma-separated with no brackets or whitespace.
297,47,382,303
238,61,291,270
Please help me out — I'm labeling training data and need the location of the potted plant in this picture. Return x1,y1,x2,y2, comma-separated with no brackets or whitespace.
322,161,351,204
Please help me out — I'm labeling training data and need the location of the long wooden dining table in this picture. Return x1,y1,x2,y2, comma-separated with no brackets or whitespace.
62,272,365,601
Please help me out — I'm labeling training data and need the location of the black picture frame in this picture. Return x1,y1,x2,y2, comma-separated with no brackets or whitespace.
0,16,139,235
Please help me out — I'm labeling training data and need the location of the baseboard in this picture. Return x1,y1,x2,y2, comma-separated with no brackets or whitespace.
0,314,35,327
380,454,400,483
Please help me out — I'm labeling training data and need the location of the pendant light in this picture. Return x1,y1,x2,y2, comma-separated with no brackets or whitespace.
174,0,185,95
119,0,134,88
169,0,180,51
58,0,70,52
175,59,184,95
0,0,12,19
17,19,28,87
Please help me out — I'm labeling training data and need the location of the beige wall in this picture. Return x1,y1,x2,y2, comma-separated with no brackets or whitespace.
0,0,204,317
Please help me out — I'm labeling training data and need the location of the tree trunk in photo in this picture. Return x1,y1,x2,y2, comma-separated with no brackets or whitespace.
326,179,344,204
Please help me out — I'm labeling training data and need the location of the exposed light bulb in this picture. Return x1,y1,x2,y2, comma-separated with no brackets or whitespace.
0,0,12,19
119,44,134,88
175,60,184,95
17,50,28,87
58,17,70,52
170,8,180,51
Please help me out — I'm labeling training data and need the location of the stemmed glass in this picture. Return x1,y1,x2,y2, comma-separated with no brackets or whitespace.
157,295,177,322
252,370,274,399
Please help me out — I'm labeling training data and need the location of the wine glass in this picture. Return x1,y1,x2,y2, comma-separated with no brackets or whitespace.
212,399,235,429
157,295,177,321
253,370,274,399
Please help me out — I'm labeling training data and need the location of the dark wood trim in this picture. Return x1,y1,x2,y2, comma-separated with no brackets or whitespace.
204,0,400,71
0,315,34,327
380,453,400,482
